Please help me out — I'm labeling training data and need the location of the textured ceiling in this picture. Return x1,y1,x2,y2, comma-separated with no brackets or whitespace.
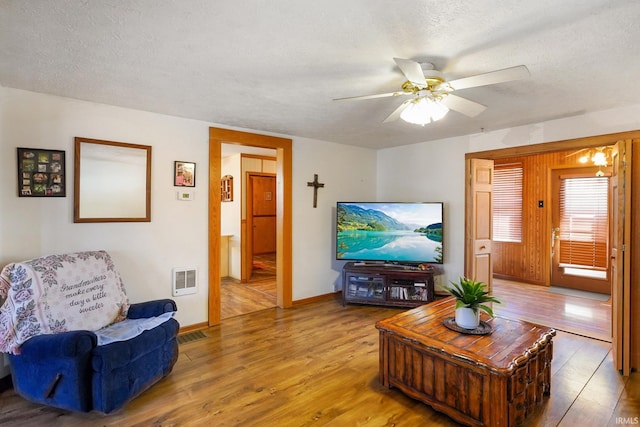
1,1,639,149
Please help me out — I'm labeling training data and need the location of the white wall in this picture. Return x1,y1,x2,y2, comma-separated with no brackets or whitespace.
377,103,640,287
3,85,639,333
376,135,468,286
467,104,640,153
0,88,378,329
221,153,241,279
292,137,377,299
1,88,211,328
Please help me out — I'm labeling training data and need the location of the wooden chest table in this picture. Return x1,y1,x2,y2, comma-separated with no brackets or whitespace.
375,297,555,427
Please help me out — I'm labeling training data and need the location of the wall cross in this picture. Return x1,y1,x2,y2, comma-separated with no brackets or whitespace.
307,174,325,208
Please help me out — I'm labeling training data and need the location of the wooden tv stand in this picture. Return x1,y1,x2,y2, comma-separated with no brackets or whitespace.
376,298,556,426
341,262,435,308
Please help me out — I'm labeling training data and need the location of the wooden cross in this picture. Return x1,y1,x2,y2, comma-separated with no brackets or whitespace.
307,174,325,208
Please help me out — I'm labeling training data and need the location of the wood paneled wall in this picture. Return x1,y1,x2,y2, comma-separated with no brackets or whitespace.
468,130,640,371
492,149,600,285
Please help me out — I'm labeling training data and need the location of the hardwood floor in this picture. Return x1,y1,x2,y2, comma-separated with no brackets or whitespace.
492,278,612,342
0,297,637,426
221,253,277,319
220,277,276,319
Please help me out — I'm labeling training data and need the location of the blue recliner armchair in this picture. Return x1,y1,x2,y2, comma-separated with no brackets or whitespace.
0,251,180,413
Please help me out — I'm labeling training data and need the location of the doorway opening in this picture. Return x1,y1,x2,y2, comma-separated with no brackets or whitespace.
208,127,292,327
220,148,278,319
466,139,618,343
550,167,611,294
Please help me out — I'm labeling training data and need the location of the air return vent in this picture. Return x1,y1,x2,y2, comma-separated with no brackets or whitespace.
172,267,197,296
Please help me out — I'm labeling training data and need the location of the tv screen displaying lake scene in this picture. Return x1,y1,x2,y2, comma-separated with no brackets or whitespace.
336,202,443,264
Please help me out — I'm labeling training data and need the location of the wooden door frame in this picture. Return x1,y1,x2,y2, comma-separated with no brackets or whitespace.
612,139,632,375
465,129,640,372
465,130,640,280
209,127,292,326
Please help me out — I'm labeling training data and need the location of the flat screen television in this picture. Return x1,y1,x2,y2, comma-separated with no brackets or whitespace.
336,202,443,264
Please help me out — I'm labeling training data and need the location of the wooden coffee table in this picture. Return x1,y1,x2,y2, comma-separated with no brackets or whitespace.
375,297,555,427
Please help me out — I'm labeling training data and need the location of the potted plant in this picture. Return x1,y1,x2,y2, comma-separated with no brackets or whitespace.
445,277,501,329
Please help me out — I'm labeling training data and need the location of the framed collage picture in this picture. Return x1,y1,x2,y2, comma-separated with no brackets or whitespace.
17,148,66,197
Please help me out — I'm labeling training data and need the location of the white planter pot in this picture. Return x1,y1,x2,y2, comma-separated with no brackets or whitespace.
455,307,480,329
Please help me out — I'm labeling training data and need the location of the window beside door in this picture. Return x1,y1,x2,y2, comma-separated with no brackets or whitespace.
493,163,523,243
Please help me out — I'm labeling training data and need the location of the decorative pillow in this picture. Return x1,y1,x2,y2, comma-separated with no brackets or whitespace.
0,250,129,354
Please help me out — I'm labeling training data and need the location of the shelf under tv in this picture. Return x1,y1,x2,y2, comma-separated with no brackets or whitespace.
342,262,435,308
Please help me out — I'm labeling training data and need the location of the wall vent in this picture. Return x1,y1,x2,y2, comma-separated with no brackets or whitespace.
172,267,197,296
178,330,207,345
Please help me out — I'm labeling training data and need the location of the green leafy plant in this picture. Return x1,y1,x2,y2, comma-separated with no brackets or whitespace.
445,277,501,317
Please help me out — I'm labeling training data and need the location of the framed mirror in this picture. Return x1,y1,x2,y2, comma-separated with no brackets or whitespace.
74,137,152,223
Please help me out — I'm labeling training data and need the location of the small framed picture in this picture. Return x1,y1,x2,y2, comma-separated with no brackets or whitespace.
174,161,196,187
17,148,66,197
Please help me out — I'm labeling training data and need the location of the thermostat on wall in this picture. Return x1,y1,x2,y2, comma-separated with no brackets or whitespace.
176,190,193,201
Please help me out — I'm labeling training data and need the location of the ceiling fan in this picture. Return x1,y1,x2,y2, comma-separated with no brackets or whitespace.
334,58,530,125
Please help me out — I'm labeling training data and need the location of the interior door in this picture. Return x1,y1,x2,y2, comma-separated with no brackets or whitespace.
611,140,631,375
250,174,277,255
465,159,494,290
550,167,611,294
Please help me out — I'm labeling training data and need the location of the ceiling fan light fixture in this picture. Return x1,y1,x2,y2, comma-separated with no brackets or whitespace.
400,96,449,125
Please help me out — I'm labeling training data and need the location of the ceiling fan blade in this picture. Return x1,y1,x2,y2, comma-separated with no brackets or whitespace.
448,65,530,91
333,91,406,102
383,100,411,123
441,94,487,117
393,58,426,87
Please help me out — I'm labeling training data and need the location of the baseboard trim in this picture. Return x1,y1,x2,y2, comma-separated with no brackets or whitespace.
179,321,209,335
293,291,341,306
181,292,343,331
493,274,547,286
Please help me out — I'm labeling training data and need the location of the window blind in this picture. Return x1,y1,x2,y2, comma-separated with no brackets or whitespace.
493,164,523,243
558,176,609,269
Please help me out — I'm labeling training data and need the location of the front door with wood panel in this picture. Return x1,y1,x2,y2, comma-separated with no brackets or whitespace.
550,167,611,294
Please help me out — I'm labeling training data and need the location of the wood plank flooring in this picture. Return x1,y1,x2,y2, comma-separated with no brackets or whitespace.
0,297,637,426
221,253,277,319
492,278,612,342
220,277,276,319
